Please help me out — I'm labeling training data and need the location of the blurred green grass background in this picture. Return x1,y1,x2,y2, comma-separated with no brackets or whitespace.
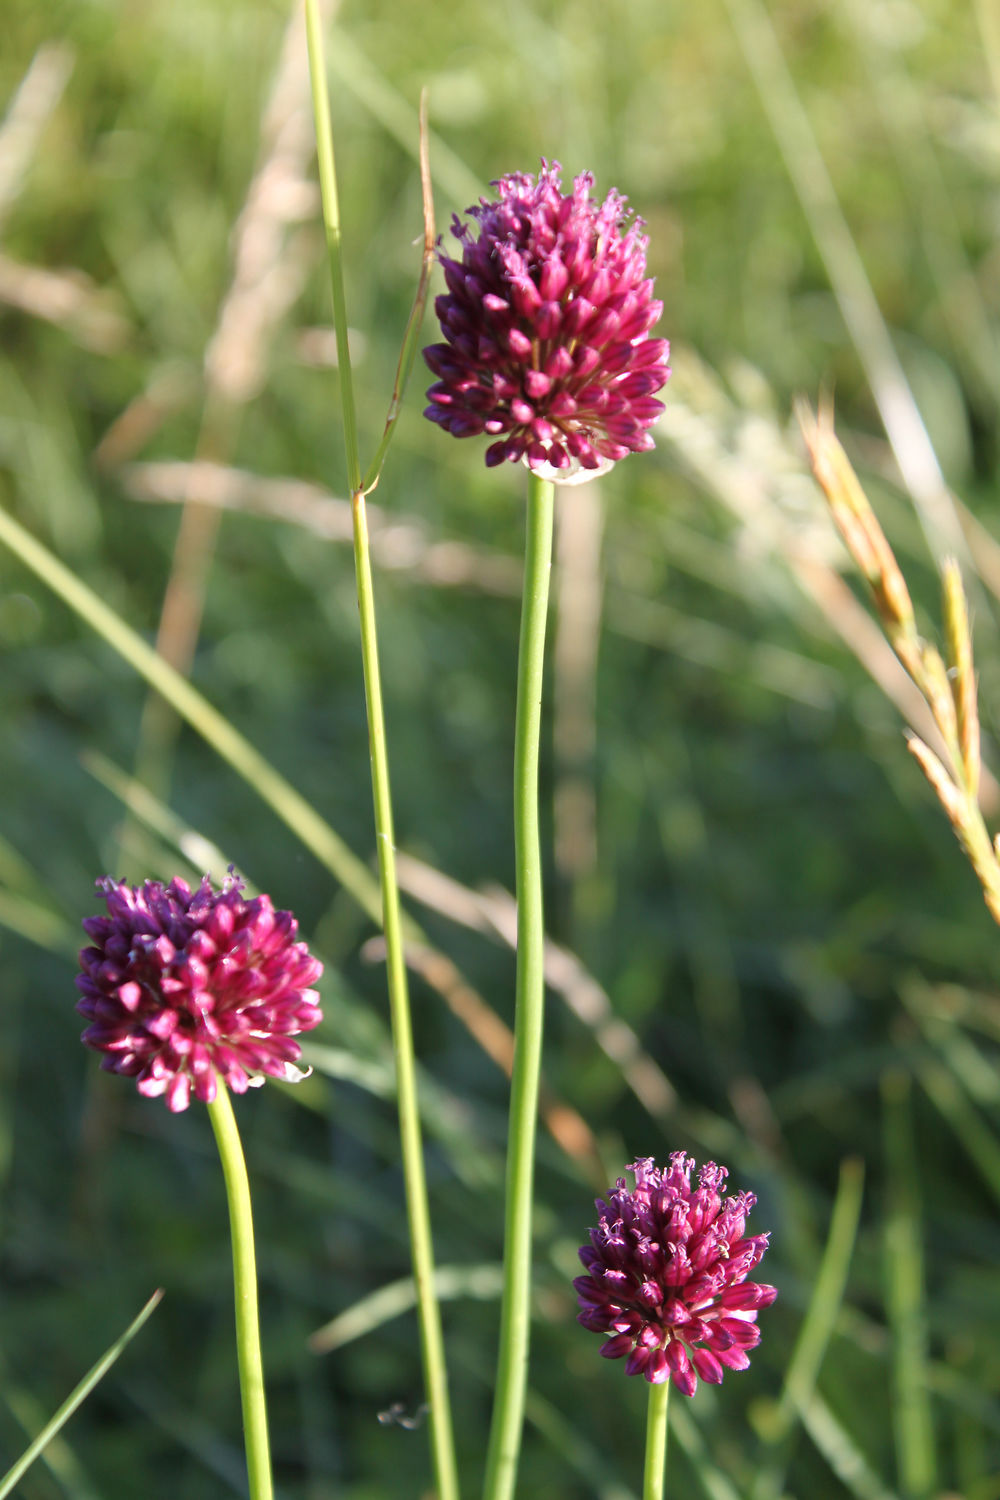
2,0,1000,1496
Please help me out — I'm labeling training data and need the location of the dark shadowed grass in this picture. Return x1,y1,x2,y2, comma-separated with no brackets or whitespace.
1,0,1000,1496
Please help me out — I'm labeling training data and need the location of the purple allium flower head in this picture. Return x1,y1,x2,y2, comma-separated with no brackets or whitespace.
76,874,323,1112
423,160,670,483
574,1154,776,1396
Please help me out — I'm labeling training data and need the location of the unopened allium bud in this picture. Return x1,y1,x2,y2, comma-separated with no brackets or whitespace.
76,874,323,1112
575,1154,776,1396
424,161,670,482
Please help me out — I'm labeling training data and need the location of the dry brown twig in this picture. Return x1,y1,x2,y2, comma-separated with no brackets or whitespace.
798,398,1000,925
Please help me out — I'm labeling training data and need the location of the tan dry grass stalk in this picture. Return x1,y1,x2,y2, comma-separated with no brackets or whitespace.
799,400,1000,927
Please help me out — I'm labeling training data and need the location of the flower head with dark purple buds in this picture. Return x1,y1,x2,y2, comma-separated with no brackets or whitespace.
575,1154,776,1396
76,874,323,1113
423,161,670,482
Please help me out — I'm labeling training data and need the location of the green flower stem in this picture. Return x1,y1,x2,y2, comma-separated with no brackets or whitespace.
353,489,460,1500
482,471,555,1500
305,11,459,1494
643,1380,671,1500
206,1087,273,1500
304,0,361,495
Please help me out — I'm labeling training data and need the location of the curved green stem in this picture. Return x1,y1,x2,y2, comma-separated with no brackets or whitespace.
482,472,555,1500
206,1087,273,1500
353,489,460,1500
643,1380,671,1500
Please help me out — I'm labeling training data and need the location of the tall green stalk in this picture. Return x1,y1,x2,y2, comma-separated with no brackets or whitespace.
206,1087,272,1500
482,472,555,1500
305,8,459,1497
352,488,460,1500
643,1381,671,1500
304,0,361,496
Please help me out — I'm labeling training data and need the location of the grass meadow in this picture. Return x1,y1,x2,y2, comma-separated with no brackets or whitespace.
1,0,999,1496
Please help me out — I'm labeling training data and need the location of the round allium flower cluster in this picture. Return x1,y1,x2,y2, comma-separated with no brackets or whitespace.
575,1154,776,1396
423,161,670,482
76,874,323,1112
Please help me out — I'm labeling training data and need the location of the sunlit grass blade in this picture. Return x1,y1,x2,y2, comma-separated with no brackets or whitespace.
308,1263,503,1353
0,1289,163,1500
882,1070,936,1498
0,1372,100,1500
751,1155,865,1500
802,1394,902,1500
451,1342,643,1500
321,24,482,209
0,832,77,955
83,747,234,882
667,1400,742,1500
917,1057,1000,1208
721,0,966,563
901,979,1000,1105
0,888,76,956
523,1387,639,1500
1,1406,97,1500
0,43,73,236
303,1041,502,1189
0,500,382,922
125,1,321,821
972,0,1000,104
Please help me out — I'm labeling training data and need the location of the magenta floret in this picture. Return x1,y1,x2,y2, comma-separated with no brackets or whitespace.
423,160,670,481
76,874,323,1112
574,1154,777,1396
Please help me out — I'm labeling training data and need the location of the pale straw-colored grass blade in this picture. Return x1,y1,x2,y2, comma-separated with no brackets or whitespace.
321,24,482,210
721,0,967,562
120,455,834,705
127,0,332,816
308,1263,503,1353
0,42,73,232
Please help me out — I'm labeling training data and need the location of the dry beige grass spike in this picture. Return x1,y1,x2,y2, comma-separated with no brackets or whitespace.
800,397,1000,930
942,557,981,801
796,397,921,678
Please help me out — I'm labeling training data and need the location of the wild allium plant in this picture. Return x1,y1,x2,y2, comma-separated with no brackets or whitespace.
76,873,323,1500
301,9,772,1493
418,158,673,1500
576,1156,775,1499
